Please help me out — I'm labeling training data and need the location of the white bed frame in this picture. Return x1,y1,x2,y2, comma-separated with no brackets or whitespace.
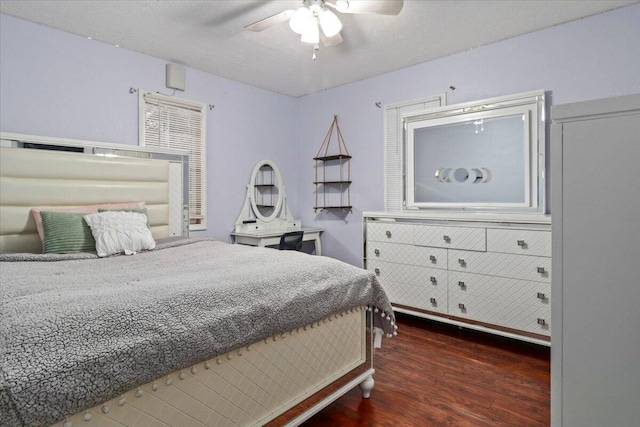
54,308,372,427
0,133,375,427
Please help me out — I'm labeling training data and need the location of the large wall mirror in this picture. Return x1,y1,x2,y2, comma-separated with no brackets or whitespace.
404,90,546,214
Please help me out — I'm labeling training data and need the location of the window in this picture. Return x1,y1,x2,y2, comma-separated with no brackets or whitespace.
384,95,445,211
139,91,206,230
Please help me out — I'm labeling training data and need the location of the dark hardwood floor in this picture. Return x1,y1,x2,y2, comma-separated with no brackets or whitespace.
302,313,550,427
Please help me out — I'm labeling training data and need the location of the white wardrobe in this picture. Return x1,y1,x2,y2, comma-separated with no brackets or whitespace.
551,94,640,427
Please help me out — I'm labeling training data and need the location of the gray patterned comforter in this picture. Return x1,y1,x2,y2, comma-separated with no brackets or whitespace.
0,238,395,427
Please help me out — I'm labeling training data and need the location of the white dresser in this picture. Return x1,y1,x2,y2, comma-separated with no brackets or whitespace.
364,213,552,345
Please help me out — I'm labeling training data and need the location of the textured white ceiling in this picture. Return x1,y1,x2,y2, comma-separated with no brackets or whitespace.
1,0,637,97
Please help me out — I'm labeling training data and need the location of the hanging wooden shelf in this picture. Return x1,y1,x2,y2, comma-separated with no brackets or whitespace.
314,206,353,211
313,180,352,185
313,154,352,161
314,115,352,213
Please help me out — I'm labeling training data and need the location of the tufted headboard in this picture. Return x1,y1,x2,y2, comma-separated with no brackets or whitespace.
0,133,189,253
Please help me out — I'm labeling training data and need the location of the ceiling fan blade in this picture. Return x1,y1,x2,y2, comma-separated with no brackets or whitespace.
332,0,404,16
245,10,294,32
321,31,343,47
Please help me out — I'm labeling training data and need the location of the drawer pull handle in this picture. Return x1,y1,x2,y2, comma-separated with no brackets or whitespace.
537,318,546,325
537,292,546,300
430,276,437,284
517,240,526,247
374,268,380,275
458,258,466,266
458,281,466,289
443,235,451,243
537,267,546,274
374,249,380,256
430,298,437,305
385,230,392,238
429,255,436,262
458,303,466,310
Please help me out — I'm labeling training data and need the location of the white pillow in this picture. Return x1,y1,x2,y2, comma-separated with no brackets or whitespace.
83,211,156,257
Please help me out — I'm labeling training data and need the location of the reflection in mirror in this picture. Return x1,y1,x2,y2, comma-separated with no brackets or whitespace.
435,167,491,184
472,168,483,183
453,168,469,183
413,113,526,204
254,164,280,218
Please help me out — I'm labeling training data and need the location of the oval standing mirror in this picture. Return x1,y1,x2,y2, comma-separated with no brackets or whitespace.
249,160,284,223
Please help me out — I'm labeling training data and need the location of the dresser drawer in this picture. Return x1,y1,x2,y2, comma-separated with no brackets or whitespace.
448,271,551,306
448,250,551,283
448,296,551,336
487,228,551,257
366,242,447,268
414,225,486,251
366,222,414,244
366,260,448,313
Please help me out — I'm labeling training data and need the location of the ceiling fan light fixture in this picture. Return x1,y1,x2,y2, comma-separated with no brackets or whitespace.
301,19,320,44
319,9,342,37
289,6,312,35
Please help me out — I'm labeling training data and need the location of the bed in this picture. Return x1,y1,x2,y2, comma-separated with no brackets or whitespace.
0,139,396,427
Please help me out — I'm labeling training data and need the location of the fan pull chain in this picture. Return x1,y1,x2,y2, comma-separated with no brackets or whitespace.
312,43,319,61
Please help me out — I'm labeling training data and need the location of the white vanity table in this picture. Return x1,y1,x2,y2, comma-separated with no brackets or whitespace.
232,159,323,254
231,226,323,255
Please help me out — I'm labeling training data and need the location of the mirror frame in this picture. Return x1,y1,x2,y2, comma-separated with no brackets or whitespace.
403,90,546,214
249,159,284,223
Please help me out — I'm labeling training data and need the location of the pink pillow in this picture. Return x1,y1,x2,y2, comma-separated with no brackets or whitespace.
31,202,145,243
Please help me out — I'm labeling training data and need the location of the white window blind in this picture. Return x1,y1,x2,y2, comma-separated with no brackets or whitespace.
384,95,445,211
139,91,207,230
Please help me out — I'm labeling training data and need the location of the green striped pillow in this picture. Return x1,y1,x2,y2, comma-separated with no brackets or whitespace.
40,211,96,254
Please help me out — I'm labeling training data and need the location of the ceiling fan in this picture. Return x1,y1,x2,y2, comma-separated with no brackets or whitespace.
245,0,404,59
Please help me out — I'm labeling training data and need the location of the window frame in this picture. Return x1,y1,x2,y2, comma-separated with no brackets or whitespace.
384,94,446,211
139,90,207,231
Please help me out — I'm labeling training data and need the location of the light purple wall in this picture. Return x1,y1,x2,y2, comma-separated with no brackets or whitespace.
295,3,640,266
0,14,298,242
2,5,639,264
